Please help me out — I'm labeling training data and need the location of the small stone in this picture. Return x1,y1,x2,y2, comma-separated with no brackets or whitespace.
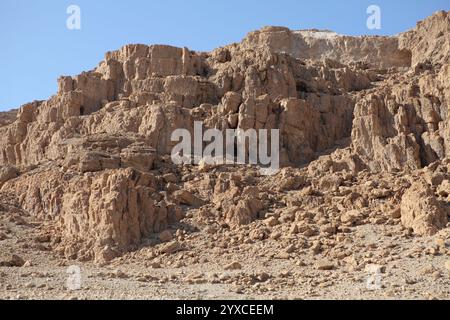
445,261,450,273
341,210,363,225
1,255,26,267
389,208,401,219
317,261,335,271
429,247,439,256
365,264,386,274
435,238,446,248
310,242,322,255
114,269,128,279
271,232,282,240
365,181,377,188
97,246,118,263
290,224,299,235
302,226,317,237
235,286,245,294
276,252,291,260
430,174,445,186
265,217,279,227
173,189,203,207
22,260,32,267
420,265,437,275
173,261,186,268
255,272,270,282
34,234,51,243
432,271,442,279
224,262,242,271
320,224,337,235
296,260,307,267
404,277,417,285
204,226,218,235
163,173,178,183
285,244,296,254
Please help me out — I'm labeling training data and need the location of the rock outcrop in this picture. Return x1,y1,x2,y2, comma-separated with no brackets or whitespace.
401,180,448,235
0,11,449,262
243,27,412,69
352,11,450,172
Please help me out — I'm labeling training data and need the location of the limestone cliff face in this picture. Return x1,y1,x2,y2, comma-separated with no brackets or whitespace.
0,11,448,261
242,27,412,69
352,11,450,172
399,10,450,66
0,44,371,168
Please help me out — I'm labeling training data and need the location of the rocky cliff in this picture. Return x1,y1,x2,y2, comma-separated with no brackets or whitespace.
0,11,449,263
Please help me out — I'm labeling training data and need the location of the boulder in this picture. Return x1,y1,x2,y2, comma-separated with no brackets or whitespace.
401,181,448,236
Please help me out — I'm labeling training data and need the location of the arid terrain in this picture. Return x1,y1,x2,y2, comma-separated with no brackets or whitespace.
0,11,450,300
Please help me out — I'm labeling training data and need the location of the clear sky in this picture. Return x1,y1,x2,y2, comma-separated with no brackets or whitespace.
1,0,449,111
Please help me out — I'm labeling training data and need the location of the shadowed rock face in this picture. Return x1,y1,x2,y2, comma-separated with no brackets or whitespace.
0,11,449,262
351,10,450,172
0,109,18,127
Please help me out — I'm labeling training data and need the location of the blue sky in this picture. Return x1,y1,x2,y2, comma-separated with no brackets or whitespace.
1,0,449,111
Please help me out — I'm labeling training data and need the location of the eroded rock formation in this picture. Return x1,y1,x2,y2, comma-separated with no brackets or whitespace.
0,11,449,263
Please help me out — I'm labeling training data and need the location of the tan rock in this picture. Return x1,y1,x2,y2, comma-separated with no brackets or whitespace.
224,262,242,271
0,254,25,267
341,210,363,225
401,181,448,236
160,241,183,254
265,217,279,227
317,261,335,271
172,190,203,207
